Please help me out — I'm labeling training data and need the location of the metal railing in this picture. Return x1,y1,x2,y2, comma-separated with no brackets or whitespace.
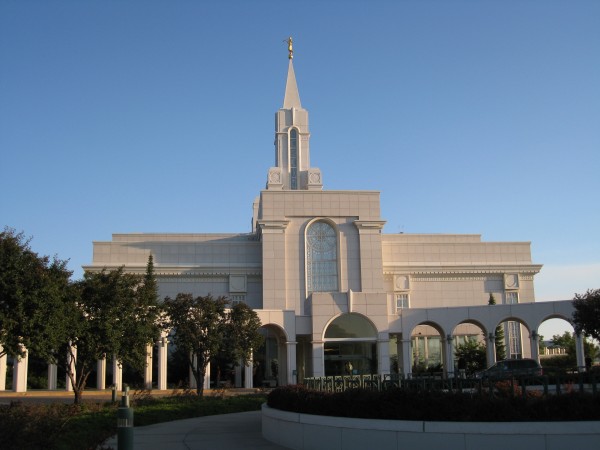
302,371,600,397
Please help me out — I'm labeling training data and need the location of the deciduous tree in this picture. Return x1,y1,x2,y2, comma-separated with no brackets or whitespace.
454,339,487,375
164,295,263,396
55,263,160,404
572,289,600,341
164,294,229,396
226,302,264,368
0,228,71,360
549,331,598,367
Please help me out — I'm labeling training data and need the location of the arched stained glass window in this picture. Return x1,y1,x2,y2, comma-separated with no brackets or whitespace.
306,221,338,292
290,129,298,190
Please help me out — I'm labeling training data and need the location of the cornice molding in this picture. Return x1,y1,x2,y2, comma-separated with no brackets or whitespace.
354,220,386,231
383,264,542,275
257,220,290,232
83,264,262,277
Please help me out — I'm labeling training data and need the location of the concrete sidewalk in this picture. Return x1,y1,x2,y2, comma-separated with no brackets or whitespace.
101,410,287,449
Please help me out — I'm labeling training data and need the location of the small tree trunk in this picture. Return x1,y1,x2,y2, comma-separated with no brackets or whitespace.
196,367,205,397
73,388,82,405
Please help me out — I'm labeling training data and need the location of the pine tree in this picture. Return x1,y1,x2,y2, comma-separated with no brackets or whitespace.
142,254,158,304
488,293,506,360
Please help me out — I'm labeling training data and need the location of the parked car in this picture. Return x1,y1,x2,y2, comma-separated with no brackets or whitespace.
475,358,543,379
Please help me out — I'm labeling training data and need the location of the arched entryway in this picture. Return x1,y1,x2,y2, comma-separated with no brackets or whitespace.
451,320,488,376
411,322,444,374
254,325,287,387
323,313,378,376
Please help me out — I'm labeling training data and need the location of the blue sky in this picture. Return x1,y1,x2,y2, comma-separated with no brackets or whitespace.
1,1,598,336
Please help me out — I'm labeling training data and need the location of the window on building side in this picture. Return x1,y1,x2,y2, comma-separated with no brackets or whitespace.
230,294,246,305
395,293,409,312
306,221,338,292
505,291,522,358
290,129,298,190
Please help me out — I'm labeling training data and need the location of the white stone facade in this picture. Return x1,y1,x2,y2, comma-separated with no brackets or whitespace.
79,57,568,389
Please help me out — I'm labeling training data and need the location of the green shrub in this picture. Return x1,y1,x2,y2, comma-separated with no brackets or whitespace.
267,385,600,422
0,393,267,450
0,402,83,449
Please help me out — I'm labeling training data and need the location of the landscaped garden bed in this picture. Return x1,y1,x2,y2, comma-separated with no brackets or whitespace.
267,384,600,421
264,385,600,450
0,391,266,450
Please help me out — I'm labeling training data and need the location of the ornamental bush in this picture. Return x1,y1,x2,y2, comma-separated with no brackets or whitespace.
267,385,600,422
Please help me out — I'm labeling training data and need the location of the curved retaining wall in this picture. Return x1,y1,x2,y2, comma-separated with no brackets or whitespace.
262,404,600,450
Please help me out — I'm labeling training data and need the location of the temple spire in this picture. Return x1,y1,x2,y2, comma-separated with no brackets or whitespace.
282,37,301,109
266,38,322,192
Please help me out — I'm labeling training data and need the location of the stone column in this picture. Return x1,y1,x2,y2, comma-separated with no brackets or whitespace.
486,332,497,368
97,357,106,390
445,334,455,377
0,348,6,391
157,335,168,390
311,340,324,377
575,331,586,370
529,330,540,363
377,338,390,375
66,345,76,392
203,362,211,391
47,364,57,390
112,356,122,392
13,348,28,393
244,360,253,388
400,338,412,377
286,341,297,384
144,343,153,390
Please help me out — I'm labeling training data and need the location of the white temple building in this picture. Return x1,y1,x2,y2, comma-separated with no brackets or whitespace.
78,47,578,391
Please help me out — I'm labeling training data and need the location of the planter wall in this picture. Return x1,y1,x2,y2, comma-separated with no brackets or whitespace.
262,404,600,450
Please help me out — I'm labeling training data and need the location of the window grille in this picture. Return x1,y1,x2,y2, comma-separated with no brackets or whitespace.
290,129,298,189
395,293,409,312
306,221,338,292
230,294,246,305
505,291,522,358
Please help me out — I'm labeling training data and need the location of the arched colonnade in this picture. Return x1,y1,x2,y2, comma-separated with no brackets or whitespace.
0,300,580,392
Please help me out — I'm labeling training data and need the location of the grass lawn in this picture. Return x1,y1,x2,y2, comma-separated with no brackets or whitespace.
0,392,267,450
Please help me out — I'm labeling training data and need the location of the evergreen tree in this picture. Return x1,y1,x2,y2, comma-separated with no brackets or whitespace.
489,293,506,360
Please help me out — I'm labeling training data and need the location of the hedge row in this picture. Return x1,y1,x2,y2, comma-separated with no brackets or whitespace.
267,385,600,422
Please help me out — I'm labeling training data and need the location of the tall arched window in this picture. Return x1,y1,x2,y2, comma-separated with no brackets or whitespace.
306,221,338,292
289,129,298,190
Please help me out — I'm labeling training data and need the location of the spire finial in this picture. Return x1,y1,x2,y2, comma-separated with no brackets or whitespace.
285,36,293,60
